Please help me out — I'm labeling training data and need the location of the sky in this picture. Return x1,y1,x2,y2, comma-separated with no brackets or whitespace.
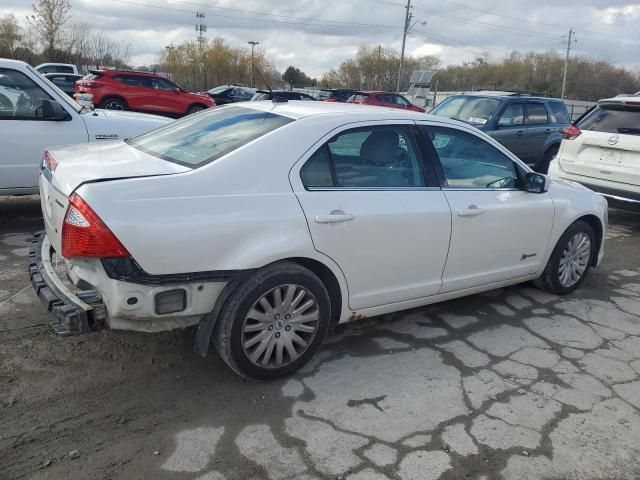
1,0,639,77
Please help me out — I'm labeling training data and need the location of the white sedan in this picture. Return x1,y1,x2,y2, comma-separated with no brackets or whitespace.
30,101,607,379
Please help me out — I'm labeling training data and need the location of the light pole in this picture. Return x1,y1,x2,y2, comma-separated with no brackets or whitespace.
247,40,259,87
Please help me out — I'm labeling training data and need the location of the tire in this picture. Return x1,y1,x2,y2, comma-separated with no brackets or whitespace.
533,220,595,294
535,144,559,174
214,261,331,380
99,97,127,110
187,104,206,115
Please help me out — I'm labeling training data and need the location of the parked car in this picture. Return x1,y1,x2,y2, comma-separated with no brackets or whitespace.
0,59,172,196
347,90,425,112
430,92,571,172
35,63,79,75
43,73,83,97
75,70,214,116
251,90,316,101
549,95,640,209
207,85,256,105
318,88,357,102
31,101,607,379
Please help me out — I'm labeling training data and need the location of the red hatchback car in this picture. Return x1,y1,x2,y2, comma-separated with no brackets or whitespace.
347,91,425,112
75,70,215,116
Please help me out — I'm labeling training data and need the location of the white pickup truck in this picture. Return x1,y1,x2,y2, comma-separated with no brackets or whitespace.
0,59,172,196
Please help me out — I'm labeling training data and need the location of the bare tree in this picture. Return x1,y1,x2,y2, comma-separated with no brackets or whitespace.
0,14,21,58
29,0,71,57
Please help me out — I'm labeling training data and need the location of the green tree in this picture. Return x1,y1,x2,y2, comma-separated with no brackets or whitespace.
283,66,313,86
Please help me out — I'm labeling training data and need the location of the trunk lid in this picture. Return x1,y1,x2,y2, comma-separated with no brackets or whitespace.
41,140,190,254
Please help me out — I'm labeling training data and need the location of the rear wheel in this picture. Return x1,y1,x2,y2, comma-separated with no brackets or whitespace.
214,261,331,380
535,144,559,173
533,220,595,294
99,97,127,110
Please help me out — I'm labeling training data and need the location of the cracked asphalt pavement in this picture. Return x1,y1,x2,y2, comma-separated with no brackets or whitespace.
1,195,640,480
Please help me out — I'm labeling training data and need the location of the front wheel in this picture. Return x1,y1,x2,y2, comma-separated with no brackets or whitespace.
214,261,331,380
187,104,206,115
533,221,595,294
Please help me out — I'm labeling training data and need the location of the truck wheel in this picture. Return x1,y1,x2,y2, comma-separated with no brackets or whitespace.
533,220,595,294
214,261,331,380
100,97,127,110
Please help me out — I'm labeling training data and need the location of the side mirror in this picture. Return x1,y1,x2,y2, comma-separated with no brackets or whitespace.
39,99,71,121
525,172,548,194
173,87,181,93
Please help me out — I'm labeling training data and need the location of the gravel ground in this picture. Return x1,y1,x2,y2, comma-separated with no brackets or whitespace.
1,195,640,480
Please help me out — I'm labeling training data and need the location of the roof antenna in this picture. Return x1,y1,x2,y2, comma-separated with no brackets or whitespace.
253,62,287,103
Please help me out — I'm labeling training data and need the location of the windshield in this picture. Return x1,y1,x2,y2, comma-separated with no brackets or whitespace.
29,65,82,113
252,92,270,101
127,106,294,167
578,104,640,135
208,86,230,94
431,96,502,125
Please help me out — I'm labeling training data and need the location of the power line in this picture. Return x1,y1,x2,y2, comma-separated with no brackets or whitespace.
111,0,399,29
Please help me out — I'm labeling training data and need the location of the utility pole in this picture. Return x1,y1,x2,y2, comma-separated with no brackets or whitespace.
561,28,575,100
247,40,259,87
396,0,412,92
195,12,207,90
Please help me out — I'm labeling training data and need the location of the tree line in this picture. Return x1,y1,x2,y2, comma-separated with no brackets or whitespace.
0,0,130,71
1,0,638,100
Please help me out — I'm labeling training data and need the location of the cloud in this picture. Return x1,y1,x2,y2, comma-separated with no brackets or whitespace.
3,0,638,75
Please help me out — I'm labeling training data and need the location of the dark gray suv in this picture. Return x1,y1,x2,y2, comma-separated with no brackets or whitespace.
430,93,571,172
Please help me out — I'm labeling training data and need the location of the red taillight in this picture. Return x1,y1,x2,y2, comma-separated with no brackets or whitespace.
61,194,129,259
42,150,58,173
562,124,582,140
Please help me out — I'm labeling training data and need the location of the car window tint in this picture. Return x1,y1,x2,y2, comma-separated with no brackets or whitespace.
0,67,54,119
548,101,569,124
151,77,175,90
128,106,294,168
326,127,424,187
395,95,410,106
577,104,640,134
497,103,524,126
427,126,518,189
526,103,549,125
300,148,333,188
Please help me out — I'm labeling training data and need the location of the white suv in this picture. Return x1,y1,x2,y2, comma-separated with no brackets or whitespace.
549,95,640,208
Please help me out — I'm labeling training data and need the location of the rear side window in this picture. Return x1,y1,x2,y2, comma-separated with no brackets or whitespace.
578,104,640,135
128,106,294,167
526,103,549,125
548,101,569,124
300,126,425,188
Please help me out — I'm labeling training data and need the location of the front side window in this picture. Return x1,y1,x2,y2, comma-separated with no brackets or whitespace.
128,106,294,167
497,103,524,127
526,103,549,125
300,126,425,188
426,126,519,189
150,77,176,90
0,67,55,119
394,95,411,106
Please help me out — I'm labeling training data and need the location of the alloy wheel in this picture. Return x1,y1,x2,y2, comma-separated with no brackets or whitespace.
558,232,591,287
241,284,320,369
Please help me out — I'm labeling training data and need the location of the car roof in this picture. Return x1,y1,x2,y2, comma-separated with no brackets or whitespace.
230,100,452,122
95,69,159,77
452,91,552,101
600,95,640,105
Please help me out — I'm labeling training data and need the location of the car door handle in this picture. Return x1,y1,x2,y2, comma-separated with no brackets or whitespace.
458,205,485,217
516,130,524,136
315,213,355,224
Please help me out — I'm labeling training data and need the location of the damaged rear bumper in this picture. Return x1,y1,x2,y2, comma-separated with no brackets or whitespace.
28,231,105,335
